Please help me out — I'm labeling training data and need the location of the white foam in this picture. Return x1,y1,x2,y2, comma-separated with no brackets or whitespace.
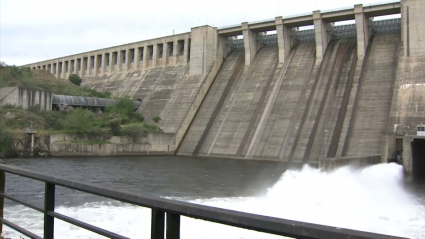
401,83,425,90
3,163,425,239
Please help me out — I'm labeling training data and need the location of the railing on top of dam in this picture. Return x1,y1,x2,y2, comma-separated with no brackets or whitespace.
225,18,400,49
0,163,408,239
217,0,400,30
363,0,400,7
372,18,401,34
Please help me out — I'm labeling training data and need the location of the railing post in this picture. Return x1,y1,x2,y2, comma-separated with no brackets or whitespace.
151,209,164,239
166,212,180,239
44,182,55,239
0,159,5,235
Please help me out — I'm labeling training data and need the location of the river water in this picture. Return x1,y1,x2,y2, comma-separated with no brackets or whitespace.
2,156,425,238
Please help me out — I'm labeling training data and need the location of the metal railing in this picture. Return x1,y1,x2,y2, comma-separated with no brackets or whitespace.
330,24,357,39
0,163,408,239
363,0,400,7
292,29,316,43
371,18,401,34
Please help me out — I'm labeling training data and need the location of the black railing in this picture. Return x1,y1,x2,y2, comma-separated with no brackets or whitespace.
0,163,407,239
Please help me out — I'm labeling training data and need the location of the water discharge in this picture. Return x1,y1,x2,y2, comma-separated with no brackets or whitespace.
3,163,425,239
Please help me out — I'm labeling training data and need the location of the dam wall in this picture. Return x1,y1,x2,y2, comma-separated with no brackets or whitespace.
177,4,409,163
23,0,425,176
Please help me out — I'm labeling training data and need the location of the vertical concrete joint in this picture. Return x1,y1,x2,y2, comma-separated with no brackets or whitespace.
163,41,168,67
118,51,123,71
134,47,140,69
55,61,60,78
101,54,106,74
87,56,92,76
61,61,66,79
73,58,78,74
142,45,148,69
183,35,189,66
94,55,99,76
109,52,114,73
173,41,178,65
152,44,158,67
125,49,130,71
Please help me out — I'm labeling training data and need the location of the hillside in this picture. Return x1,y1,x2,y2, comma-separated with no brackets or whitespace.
0,63,110,98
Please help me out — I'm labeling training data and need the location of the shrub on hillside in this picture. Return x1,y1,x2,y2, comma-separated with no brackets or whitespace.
41,111,66,130
105,98,143,124
69,74,82,86
105,112,122,135
152,116,161,123
64,108,99,134
81,88,111,98
121,124,144,142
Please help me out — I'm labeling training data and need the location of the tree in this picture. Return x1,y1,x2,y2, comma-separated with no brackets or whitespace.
69,74,82,86
64,108,96,133
152,116,161,124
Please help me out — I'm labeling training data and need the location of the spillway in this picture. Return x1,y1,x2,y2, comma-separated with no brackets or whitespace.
344,34,401,157
179,47,279,157
179,33,401,162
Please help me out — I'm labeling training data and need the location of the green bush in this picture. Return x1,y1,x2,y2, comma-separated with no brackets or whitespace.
142,123,163,133
152,116,161,123
105,98,143,124
64,108,97,134
121,124,144,141
80,88,111,98
41,111,66,130
105,112,122,135
69,74,82,86
0,122,14,157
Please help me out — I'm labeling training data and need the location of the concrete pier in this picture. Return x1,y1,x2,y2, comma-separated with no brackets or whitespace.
242,22,260,66
355,4,372,59
313,11,332,61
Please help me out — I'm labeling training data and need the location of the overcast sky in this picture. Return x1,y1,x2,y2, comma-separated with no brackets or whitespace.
0,0,398,66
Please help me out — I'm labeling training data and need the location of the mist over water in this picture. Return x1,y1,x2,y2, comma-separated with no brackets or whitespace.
3,163,425,239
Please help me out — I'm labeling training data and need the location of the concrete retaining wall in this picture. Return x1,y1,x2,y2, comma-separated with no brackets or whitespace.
50,133,176,156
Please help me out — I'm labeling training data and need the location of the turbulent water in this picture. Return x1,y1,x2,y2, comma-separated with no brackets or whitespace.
2,157,425,239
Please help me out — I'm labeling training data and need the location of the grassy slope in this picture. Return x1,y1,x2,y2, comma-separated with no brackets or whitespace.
0,65,110,98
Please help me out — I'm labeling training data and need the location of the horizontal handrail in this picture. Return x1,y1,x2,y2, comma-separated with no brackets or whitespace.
0,192,43,212
249,18,275,25
217,24,241,29
0,163,408,239
48,211,130,239
0,218,42,239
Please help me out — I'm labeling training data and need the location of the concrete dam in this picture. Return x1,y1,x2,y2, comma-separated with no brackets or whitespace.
24,0,425,179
